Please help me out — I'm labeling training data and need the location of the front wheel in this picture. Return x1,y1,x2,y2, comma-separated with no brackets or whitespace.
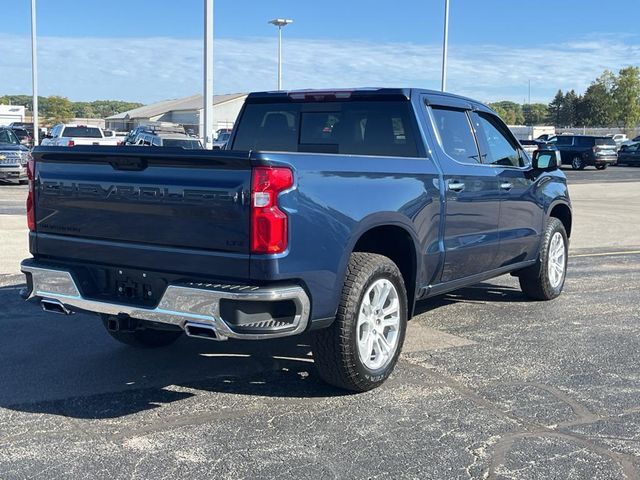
312,252,408,392
518,218,568,300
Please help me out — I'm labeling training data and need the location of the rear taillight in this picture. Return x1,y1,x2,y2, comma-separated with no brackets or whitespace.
26,158,35,231
250,167,293,254
67,140,75,147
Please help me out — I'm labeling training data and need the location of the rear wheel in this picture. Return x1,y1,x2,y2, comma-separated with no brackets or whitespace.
518,217,568,300
571,156,585,170
101,315,183,348
595,164,607,170
18,179,28,185
312,253,408,392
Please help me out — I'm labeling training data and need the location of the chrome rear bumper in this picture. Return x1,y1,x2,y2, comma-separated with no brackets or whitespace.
21,262,310,341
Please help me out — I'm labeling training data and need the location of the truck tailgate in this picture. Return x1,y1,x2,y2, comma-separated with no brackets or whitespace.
32,146,252,278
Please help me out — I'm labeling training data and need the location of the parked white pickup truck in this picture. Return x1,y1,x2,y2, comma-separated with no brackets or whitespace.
40,124,121,147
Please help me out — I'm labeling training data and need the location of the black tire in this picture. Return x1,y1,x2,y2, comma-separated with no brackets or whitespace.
18,179,29,185
571,156,585,170
312,252,408,392
518,217,568,300
595,164,607,170
101,315,182,348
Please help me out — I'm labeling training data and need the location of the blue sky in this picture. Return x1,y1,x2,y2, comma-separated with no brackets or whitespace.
2,0,640,104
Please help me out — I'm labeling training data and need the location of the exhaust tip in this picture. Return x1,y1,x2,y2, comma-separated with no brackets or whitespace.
41,299,71,315
184,322,219,341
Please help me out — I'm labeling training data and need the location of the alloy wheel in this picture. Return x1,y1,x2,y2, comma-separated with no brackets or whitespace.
547,231,566,288
356,278,401,370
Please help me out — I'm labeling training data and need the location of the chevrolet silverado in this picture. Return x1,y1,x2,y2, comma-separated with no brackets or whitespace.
21,88,572,392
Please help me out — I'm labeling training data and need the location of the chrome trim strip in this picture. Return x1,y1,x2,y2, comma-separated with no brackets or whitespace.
21,263,310,341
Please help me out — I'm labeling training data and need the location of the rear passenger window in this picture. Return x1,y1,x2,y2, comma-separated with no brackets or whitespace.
575,137,592,147
555,136,573,146
430,107,480,164
471,112,525,167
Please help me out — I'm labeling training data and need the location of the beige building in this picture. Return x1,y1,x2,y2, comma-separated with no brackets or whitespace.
105,93,247,136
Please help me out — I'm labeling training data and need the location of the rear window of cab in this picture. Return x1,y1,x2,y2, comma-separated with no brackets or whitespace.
232,100,420,158
62,127,102,138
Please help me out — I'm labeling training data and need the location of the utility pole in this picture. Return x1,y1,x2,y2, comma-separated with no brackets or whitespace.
30,0,39,145
203,0,214,149
440,0,450,92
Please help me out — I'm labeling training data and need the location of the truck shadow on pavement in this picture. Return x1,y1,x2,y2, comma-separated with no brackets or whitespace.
0,280,523,419
414,282,528,315
0,283,347,420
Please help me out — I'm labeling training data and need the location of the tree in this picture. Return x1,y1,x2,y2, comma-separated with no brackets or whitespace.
548,90,564,126
612,66,640,129
73,102,95,118
43,96,74,125
560,90,578,127
489,101,524,124
523,103,548,125
89,100,143,118
576,75,615,127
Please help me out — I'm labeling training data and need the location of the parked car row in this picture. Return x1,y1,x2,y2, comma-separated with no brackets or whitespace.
523,134,623,170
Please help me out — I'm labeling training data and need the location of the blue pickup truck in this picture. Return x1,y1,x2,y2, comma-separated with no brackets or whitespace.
21,88,571,392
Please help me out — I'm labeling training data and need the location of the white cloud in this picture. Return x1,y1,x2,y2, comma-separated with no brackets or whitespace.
1,33,639,104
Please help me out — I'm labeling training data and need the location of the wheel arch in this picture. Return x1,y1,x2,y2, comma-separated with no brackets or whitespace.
548,201,572,238
344,216,420,318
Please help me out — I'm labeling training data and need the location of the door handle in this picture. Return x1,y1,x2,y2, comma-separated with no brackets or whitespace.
500,182,513,191
448,181,465,192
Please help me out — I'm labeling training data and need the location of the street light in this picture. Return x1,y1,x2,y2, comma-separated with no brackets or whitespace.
440,0,449,92
30,0,39,145
203,0,214,149
268,18,293,90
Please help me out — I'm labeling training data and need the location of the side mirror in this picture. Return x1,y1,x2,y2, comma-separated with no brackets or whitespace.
532,149,560,171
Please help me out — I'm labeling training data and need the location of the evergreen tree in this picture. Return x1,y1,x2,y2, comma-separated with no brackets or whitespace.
560,90,579,127
548,90,564,126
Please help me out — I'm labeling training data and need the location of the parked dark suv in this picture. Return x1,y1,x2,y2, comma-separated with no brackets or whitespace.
617,143,640,166
553,135,617,170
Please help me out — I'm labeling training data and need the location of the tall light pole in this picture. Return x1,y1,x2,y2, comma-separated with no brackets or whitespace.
30,0,39,145
440,0,450,92
203,0,214,149
268,19,293,90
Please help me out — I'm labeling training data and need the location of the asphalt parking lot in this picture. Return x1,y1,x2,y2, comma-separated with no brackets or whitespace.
1,167,639,479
